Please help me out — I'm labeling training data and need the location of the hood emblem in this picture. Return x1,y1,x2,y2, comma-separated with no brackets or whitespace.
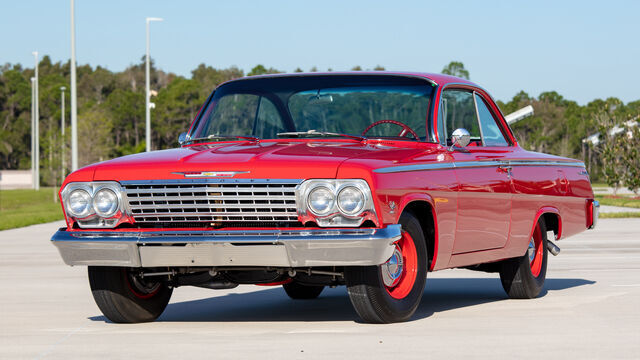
172,171,250,178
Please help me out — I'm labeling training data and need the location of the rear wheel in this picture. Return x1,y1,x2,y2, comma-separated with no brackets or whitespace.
88,266,173,323
283,281,324,299
345,212,427,323
499,218,548,299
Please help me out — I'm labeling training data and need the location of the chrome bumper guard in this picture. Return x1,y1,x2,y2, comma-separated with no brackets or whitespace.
589,200,600,230
51,225,401,268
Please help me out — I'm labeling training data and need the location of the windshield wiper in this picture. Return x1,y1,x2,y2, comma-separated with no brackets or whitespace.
187,134,260,143
277,130,365,141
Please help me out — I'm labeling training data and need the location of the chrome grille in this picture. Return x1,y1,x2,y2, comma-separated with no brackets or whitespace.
122,179,301,224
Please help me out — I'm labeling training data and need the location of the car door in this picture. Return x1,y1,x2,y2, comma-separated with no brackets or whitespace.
440,89,513,254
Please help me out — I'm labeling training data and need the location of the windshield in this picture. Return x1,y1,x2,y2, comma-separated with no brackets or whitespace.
190,75,436,142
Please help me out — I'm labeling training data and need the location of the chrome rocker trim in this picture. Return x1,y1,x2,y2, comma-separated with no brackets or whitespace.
51,225,401,268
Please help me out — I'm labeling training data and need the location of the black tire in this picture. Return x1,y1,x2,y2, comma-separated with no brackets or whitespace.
88,266,173,323
345,212,428,323
499,218,548,299
283,281,324,299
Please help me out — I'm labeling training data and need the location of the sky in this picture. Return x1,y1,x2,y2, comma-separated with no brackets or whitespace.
1,0,639,105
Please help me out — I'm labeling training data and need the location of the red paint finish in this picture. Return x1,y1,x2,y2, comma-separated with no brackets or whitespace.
256,279,293,286
385,231,418,299
450,148,511,254
529,222,544,277
58,72,596,273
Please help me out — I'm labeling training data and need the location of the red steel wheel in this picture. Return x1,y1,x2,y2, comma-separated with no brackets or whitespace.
381,231,418,299
345,212,428,323
499,218,548,299
88,267,172,323
528,223,545,277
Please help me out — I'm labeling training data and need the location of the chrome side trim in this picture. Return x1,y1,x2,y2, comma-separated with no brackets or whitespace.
51,225,401,267
373,160,586,174
507,160,586,168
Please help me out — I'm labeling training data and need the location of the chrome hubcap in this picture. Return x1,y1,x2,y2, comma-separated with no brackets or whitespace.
528,237,536,264
381,246,404,287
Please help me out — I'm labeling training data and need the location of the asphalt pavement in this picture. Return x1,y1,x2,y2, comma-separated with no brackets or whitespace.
1,219,639,359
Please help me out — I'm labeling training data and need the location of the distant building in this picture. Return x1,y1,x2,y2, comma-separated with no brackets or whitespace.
0,170,33,189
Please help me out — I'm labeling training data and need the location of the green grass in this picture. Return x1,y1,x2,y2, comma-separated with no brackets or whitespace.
600,212,640,219
0,188,64,231
595,194,640,209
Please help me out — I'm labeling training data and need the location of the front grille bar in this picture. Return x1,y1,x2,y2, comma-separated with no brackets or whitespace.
122,179,302,225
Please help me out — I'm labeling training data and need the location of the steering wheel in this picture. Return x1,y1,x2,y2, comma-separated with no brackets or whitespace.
361,120,420,140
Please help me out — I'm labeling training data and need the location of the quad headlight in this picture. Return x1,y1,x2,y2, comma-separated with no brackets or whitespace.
93,188,119,217
308,186,335,215
337,186,365,215
67,188,92,217
61,182,125,228
297,179,377,227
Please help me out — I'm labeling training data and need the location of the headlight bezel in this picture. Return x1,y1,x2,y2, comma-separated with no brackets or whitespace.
296,179,377,227
61,182,127,228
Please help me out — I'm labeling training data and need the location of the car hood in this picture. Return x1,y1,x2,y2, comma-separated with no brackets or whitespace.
92,141,427,181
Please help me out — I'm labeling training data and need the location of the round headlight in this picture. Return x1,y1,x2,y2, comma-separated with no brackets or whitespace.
93,188,119,217
337,186,365,215
67,189,92,217
308,186,335,215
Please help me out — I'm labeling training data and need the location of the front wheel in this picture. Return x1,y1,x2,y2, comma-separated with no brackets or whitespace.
345,212,427,323
499,218,548,299
88,266,173,323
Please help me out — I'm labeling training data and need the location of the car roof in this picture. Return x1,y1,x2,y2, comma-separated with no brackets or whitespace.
221,71,478,88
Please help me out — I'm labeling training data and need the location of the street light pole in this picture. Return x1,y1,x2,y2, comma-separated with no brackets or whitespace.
32,51,39,191
60,86,66,183
145,17,163,152
70,0,78,171
30,77,35,190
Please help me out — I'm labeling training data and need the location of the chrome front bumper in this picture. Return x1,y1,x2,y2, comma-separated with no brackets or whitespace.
51,226,401,268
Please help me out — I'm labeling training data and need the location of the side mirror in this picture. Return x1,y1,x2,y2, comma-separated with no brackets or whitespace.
449,128,471,150
178,132,189,145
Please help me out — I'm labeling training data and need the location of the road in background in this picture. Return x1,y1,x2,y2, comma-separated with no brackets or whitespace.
1,219,638,359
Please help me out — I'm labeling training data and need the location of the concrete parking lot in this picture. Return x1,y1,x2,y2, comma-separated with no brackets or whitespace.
1,219,639,359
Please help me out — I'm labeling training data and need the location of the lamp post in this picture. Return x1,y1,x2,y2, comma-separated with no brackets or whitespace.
60,86,66,183
70,0,78,171
32,51,39,191
30,77,35,190
145,17,163,152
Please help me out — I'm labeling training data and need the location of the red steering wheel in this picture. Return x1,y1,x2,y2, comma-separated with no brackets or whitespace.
361,120,420,140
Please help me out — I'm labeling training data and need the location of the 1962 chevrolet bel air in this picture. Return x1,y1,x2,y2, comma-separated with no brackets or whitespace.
52,72,598,323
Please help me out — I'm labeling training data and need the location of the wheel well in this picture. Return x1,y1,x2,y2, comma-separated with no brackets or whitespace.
541,212,560,238
402,201,435,270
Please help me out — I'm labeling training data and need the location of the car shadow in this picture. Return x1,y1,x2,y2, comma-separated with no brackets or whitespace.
88,277,595,323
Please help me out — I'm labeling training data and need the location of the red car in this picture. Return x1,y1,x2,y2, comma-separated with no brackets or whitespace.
52,72,599,323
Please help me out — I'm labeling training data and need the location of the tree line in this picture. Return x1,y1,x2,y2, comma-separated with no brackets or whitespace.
0,58,637,191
